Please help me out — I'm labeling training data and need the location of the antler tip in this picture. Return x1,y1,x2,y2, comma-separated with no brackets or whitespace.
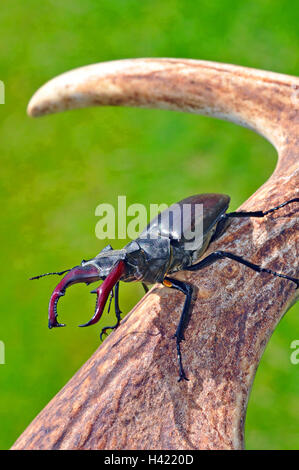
27,98,46,118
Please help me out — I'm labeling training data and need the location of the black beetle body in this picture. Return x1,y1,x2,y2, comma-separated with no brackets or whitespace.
32,194,299,381
82,193,230,285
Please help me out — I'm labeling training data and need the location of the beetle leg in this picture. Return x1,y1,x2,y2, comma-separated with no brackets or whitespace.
185,250,299,288
99,282,150,341
142,282,149,293
79,260,126,328
163,277,193,382
100,282,123,341
225,197,299,219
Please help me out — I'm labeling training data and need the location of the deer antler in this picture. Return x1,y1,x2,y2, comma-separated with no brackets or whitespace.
13,59,298,450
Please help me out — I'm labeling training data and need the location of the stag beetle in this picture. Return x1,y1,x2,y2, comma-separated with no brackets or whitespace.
31,194,299,381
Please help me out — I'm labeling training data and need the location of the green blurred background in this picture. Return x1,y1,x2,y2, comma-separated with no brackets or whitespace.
0,0,298,450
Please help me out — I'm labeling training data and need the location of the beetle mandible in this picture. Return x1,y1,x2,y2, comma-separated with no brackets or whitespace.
31,193,299,381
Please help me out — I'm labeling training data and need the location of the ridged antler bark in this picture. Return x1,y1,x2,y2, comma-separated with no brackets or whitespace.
12,59,298,450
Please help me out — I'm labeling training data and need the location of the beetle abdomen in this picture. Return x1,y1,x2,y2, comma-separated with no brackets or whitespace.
140,193,230,255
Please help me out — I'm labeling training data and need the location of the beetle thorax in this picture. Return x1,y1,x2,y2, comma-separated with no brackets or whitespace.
81,249,127,279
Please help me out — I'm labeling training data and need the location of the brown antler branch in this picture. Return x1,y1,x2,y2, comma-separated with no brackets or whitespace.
12,59,298,450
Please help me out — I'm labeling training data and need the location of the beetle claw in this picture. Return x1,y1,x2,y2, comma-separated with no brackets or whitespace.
47,260,125,334
99,322,120,341
79,261,126,329
99,329,109,342
49,320,66,329
78,319,94,328
48,265,100,329
78,288,101,327
178,373,189,382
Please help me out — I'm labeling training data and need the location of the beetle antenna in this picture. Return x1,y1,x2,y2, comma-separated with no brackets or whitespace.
29,269,72,280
